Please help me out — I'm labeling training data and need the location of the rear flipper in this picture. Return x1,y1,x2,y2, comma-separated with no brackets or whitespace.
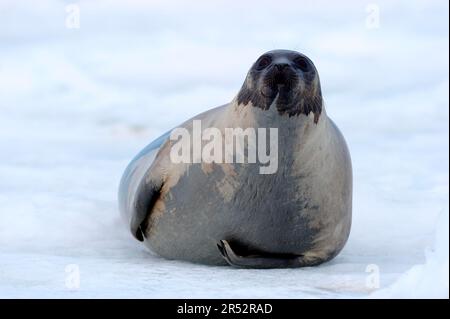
217,240,318,269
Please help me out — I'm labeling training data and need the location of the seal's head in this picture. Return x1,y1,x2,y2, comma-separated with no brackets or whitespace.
237,50,323,123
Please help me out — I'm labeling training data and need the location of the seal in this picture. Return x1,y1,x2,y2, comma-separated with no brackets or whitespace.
118,49,352,268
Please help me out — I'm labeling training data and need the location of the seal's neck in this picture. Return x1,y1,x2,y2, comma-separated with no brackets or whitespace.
228,96,325,127
221,97,328,150
215,97,330,178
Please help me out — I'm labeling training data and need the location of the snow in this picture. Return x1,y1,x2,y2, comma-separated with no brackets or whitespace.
371,208,449,298
0,0,448,298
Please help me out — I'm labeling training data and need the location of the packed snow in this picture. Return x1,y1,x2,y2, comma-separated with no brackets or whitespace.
0,0,448,298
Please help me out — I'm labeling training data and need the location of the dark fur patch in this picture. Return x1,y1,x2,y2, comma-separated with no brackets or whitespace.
237,80,323,123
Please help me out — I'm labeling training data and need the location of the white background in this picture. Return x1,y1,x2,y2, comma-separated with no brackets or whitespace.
0,0,448,298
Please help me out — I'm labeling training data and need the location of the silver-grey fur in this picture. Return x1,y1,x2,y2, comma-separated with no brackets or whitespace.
118,50,352,268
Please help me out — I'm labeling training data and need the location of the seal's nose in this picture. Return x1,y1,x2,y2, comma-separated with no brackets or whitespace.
274,63,289,71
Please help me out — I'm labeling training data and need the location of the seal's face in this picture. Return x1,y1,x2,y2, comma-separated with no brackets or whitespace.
237,50,323,123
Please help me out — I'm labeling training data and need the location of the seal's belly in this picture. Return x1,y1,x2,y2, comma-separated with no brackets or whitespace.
143,163,329,265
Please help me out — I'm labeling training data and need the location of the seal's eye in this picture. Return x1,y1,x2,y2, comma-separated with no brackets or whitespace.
293,56,310,72
256,56,272,70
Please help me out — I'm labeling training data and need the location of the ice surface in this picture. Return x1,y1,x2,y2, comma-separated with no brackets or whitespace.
0,0,448,298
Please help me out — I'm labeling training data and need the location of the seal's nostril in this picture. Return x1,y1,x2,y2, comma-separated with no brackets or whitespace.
275,63,289,71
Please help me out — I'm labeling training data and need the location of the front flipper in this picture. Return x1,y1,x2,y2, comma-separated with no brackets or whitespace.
217,240,317,269
131,181,163,241
118,131,170,242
